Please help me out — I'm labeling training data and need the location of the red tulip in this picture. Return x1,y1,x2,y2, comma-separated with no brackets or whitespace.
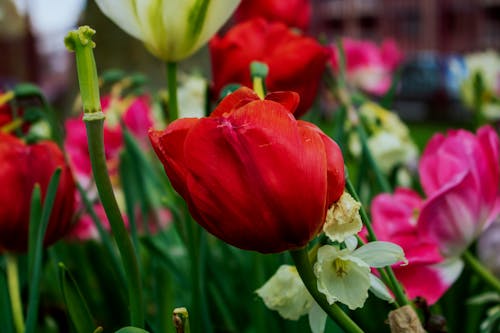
0,133,76,252
235,0,311,31
210,18,329,118
149,87,345,253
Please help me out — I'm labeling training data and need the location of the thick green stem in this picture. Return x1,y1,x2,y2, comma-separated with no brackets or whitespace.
66,26,144,328
166,62,179,121
290,248,364,333
5,254,24,333
462,250,500,294
86,120,144,327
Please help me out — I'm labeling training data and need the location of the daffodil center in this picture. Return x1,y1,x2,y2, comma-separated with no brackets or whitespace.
333,258,349,277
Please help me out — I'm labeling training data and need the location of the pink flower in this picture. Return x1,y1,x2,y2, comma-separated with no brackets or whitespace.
418,126,500,257
64,95,153,185
371,188,463,304
67,201,172,242
330,38,403,95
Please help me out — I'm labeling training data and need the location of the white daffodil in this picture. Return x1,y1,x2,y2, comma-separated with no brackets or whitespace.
459,51,500,120
314,241,406,310
349,102,418,175
256,265,314,321
323,192,363,243
256,265,328,333
95,0,240,61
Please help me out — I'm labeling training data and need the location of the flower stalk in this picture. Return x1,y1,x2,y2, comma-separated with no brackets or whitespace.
166,62,179,121
65,26,144,328
290,247,364,333
462,250,500,295
5,254,24,333
345,177,410,308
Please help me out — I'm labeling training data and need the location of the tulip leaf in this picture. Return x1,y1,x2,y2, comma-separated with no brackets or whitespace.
114,327,150,333
25,168,61,333
0,260,14,333
58,262,96,333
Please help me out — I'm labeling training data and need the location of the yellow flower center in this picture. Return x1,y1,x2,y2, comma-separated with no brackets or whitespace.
333,258,349,278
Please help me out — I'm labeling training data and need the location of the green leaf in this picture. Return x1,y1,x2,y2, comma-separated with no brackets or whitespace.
0,257,14,333
58,263,96,333
115,327,151,333
25,169,61,333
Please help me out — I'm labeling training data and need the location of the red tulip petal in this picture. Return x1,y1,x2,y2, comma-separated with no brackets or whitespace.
265,91,300,114
183,100,328,252
211,86,260,118
148,118,199,198
0,134,75,252
298,121,344,205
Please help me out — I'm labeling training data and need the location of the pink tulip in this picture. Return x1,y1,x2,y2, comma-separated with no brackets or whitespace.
64,95,153,185
330,38,403,96
67,201,172,242
371,188,463,304
418,126,500,257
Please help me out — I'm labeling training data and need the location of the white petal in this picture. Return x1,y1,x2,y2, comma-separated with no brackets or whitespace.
314,245,371,310
352,241,407,267
256,265,313,320
189,0,240,58
344,235,359,252
369,274,394,303
95,0,143,40
323,192,363,243
308,303,327,333
432,257,464,288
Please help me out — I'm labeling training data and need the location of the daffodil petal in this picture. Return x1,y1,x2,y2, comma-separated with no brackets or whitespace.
352,241,407,267
314,245,371,310
369,274,394,303
308,303,327,333
344,235,358,251
256,265,313,320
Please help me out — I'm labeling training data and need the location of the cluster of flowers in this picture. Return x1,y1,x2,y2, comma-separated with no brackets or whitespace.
1,0,500,332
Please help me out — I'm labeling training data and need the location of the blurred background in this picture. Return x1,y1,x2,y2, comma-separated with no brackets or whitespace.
0,0,499,122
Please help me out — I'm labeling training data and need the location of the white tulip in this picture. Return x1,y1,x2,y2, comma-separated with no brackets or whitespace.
95,0,240,61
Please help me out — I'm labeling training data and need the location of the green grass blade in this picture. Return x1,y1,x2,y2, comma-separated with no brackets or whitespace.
58,262,96,333
25,168,61,333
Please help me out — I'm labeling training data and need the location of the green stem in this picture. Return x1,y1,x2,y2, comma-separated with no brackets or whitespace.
166,62,179,121
290,248,364,333
346,177,410,308
66,26,144,328
86,120,144,327
5,254,24,333
355,124,392,193
462,250,500,294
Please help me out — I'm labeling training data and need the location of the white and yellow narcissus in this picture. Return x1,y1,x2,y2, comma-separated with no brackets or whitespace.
314,238,406,310
95,0,240,61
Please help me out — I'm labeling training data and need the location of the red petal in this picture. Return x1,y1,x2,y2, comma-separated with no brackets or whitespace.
183,100,328,252
211,87,260,117
298,121,345,205
265,91,300,114
148,118,199,198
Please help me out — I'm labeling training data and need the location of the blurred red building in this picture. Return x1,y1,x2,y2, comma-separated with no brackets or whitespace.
314,0,500,54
